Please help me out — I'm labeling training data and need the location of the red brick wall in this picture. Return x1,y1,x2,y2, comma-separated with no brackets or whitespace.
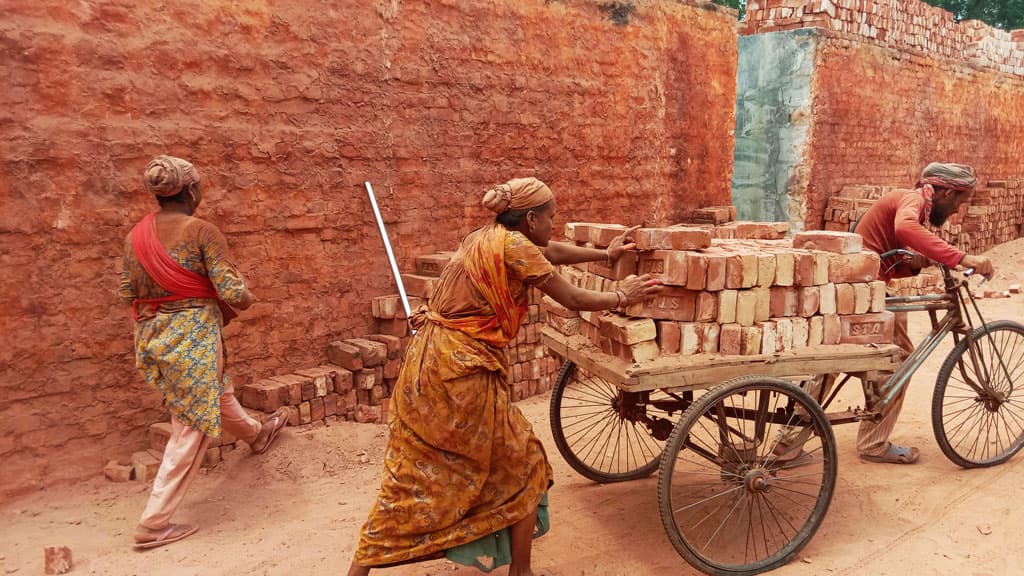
806,37,1024,229
0,1,737,499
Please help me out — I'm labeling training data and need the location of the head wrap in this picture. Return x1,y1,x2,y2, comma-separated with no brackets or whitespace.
143,155,200,197
481,177,554,214
917,162,977,192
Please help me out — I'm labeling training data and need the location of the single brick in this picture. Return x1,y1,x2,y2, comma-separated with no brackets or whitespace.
735,290,757,327
696,292,718,323
828,252,880,284
345,338,387,368
588,223,628,247
794,252,817,287
719,324,742,355
774,252,795,287
819,283,837,315
792,231,863,254
700,323,721,353
401,273,439,299
869,280,887,312
759,321,777,355
791,317,809,349
774,318,793,352
798,286,820,318
657,321,681,354
589,251,639,280
808,316,824,346
685,252,708,291
753,286,771,322
740,326,762,355
680,323,701,355
839,312,895,345
853,283,871,314
599,315,657,345
822,314,842,345
366,334,403,360
327,341,363,371
638,251,688,286
770,287,798,318
625,287,698,322
414,252,454,277
835,283,856,315
717,290,738,324
757,254,776,287
704,251,727,291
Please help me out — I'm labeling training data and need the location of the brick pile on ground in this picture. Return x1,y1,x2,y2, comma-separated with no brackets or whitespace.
546,221,895,362
373,251,562,403
824,182,1024,256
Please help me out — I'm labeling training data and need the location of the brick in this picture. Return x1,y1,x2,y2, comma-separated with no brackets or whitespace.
589,251,639,280
599,315,656,345
636,227,712,250
735,290,757,326
719,324,742,355
740,326,762,355
798,286,819,318
808,316,824,346
203,447,221,468
770,287,797,318
300,378,316,402
853,283,871,314
717,290,738,324
791,317,809,349
284,405,300,426
757,254,776,287
869,280,887,312
625,287,697,321
638,251,688,285
371,295,405,319
690,206,734,224
822,314,842,345
414,252,454,277
296,366,336,396
657,321,681,354
366,334,403,359
724,251,759,289
1010,284,1022,294
735,221,788,240
376,317,410,338
44,546,72,575
774,318,793,351
324,393,339,417
588,223,628,247
148,422,172,453
700,323,721,353
298,401,312,424
383,358,401,379
679,323,700,354
131,450,161,482
835,283,856,315
753,286,771,322
828,252,880,284
704,252,727,291
696,292,718,323
819,283,837,314
812,252,830,285
794,252,817,286
792,231,863,254
355,404,382,424
547,314,580,336
310,397,325,421
327,341,363,371
685,253,708,290
774,252,795,286
401,273,439,299
267,374,303,405
324,365,353,394
758,321,777,355
345,338,387,367
355,369,377,390
542,295,579,319
839,312,895,345
624,340,659,363
104,460,132,482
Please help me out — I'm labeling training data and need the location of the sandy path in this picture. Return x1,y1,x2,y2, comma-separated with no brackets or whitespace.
2,240,1022,576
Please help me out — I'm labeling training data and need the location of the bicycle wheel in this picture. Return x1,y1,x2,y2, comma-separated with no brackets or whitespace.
658,376,837,576
932,320,1024,468
550,361,680,483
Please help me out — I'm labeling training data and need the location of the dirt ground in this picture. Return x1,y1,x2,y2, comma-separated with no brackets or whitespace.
2,239,1022,576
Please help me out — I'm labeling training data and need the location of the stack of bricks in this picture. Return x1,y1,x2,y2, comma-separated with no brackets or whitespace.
236,335,406,426
824,181,1024,256
547,221,894,361
742,0,1024,77
373,251,562,403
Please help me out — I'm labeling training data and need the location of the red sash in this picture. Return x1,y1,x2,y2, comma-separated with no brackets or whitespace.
130,212,236,323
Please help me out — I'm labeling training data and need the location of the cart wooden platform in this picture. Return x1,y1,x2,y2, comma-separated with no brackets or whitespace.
542,327,904,576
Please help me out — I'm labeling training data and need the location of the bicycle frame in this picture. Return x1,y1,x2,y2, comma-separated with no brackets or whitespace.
875,265,974,405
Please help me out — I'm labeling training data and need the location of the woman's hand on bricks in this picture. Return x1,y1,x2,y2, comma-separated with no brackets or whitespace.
606,225,641,262
960,254,995,280
618,274,664,305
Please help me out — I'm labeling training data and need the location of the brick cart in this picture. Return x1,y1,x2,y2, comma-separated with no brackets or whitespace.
542,257,1024,576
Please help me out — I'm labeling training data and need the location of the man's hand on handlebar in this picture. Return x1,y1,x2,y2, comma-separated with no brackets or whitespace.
960,254,995,281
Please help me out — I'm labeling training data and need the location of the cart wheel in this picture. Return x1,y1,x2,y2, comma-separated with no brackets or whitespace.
550,360,679,483
658,376,837,576
932,320,1024,468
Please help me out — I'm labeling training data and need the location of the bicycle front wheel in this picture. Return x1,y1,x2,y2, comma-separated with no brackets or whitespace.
932,320,1024,468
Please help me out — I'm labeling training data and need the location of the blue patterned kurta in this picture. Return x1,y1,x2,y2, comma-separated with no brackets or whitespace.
118,215,247,438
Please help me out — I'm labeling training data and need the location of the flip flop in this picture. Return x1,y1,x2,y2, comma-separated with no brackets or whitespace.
252,407,288,455
133,523,198,550
860,443,919,464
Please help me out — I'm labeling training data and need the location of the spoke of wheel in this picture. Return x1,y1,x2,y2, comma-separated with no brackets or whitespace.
673,484,746,515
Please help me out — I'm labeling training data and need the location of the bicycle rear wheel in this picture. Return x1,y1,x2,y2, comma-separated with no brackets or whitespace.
658,376,837,575
932,320,1024,468
550,361,679,483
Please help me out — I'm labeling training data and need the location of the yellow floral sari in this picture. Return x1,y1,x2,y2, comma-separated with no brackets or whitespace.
354,224,555,566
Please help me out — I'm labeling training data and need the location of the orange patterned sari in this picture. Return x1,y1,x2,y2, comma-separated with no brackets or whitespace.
354,224,555,566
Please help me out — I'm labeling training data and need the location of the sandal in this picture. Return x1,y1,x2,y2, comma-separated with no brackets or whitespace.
133,523,198,550
251,407,288,455
860,443,919,464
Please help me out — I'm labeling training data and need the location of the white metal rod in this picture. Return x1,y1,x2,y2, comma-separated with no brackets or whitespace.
365,181,413,320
